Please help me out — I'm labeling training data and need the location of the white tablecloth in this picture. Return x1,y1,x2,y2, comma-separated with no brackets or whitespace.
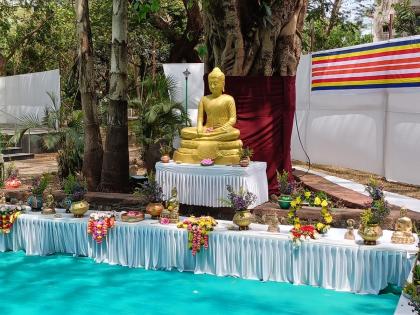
156,161,269,207
1,211,417,294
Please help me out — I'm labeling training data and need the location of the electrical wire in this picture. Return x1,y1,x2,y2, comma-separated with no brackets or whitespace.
294,110,311,178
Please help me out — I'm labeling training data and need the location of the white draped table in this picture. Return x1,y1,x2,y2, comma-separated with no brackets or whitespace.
0,210,417,294
156,161,268,207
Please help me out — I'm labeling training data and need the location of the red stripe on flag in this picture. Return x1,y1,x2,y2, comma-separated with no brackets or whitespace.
312,72,420,84
312,63,420,77
312,48,420,65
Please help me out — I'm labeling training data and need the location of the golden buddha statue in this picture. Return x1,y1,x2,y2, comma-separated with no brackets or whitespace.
167,187,180,223
173,67,243,164
42,190,56,215
391,208,415,244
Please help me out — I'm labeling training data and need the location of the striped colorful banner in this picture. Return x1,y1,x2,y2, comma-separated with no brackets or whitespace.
311,37,420,91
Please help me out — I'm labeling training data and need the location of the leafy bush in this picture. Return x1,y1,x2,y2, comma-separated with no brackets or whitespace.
62,174,87,202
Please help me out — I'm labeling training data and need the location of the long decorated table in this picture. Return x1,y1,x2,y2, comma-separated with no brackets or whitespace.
0,210,416,294
155,161,268,208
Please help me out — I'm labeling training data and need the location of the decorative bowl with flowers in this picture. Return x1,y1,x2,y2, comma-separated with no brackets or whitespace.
200,158,214,166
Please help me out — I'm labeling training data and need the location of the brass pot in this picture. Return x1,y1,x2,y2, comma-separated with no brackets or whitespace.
70,200,89,218
358,223,383,245
161,155,170,163
233,210,252,230
146,202,164,219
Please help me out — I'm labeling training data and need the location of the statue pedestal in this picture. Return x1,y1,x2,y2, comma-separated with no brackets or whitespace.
156,161,268,208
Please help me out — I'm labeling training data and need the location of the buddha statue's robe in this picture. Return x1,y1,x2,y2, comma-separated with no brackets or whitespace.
173,93,243,164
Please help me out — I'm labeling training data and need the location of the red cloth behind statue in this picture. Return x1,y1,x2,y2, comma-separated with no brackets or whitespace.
205,76,295,195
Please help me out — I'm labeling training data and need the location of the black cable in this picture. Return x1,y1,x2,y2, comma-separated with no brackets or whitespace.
294,110,311,178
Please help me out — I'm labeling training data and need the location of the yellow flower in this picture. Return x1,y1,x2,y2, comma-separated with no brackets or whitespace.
321,200,328,208
316,222,325,230
325,215,333,224
296,196,302,204
288,211,294,218
304,191,311,199
290,201,297,208
294,222,301,229
314,197,321,206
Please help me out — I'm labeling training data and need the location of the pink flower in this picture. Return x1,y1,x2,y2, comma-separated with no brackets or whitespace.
160,217,170,225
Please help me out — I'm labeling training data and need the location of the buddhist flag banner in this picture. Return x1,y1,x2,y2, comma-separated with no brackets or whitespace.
311,36,420,91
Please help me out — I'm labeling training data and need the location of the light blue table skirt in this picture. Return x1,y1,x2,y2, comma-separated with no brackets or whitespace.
0,211,416,294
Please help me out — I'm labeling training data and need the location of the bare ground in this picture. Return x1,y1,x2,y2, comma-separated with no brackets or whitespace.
293,160,420,200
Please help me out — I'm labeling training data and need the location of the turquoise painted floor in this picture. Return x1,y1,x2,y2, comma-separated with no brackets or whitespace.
0,251,400,315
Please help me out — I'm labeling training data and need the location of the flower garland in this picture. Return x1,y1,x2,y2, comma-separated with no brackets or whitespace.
289,225,319,246
289,191,333,234
87,212,116,244
177,216,217,256
0,205,22,234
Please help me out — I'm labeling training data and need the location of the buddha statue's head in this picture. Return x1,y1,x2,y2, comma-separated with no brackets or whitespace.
208,67,225,96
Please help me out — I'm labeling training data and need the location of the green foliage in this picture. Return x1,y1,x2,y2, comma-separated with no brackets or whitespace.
132,74,190,152
239,147,253,160
31,173,51,195
414,264,420,281
393,0,420,37
404,282,417,297
361,199,390,225
12,93,84,179
62,174,87,201
159,144,172,156
302,0,373,53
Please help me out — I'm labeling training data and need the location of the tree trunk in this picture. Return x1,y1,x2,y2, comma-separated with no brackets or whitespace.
203,0,308,192
204,0,307,76
75,0,104,191
326,0,342,36
99,0,129,192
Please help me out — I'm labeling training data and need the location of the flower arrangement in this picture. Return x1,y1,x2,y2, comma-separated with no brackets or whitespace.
4,163,21,189
200,158,214,166
361,178,390,226
365,178,384,201
134,173,164,203
289,191,333,234
239,147,253,160
177,216,217,256
277,170,294,195
63,174,87,202
221,185,257,211
0,204,22,234
159,144,172,156
87,212,116,244
30,173,51,196
289,224,319,246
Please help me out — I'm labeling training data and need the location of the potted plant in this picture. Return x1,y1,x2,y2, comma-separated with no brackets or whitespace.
63,174,88,218
159,144,172,163
358,199,390,245
27,174,50,212
134,173,164,219
277,170,294,209
222,185,257,230
358,178,390,245
239,147,253,167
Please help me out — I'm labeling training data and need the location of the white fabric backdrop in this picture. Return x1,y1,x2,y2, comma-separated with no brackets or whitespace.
163,63,204,127
293,51,420,185
0,211,416,294
0,69,60,124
